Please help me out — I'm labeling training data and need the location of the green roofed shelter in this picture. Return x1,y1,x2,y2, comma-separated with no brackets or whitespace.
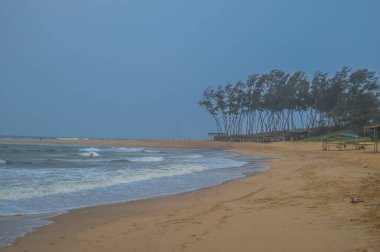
321,132,361,151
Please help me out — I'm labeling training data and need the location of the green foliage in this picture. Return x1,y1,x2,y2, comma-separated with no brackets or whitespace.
199,67,380,135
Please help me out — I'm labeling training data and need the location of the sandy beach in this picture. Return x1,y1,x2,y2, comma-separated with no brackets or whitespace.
1,139,380,252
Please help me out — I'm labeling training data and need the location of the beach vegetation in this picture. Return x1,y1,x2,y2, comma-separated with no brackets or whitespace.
199,67,380,136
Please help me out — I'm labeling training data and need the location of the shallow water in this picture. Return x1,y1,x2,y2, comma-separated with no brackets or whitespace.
0,142,265,247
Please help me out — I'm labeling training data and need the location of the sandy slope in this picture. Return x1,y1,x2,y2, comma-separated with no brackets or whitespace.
1,139,379,252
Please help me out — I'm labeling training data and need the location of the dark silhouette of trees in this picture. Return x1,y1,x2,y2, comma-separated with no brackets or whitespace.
199,67,380,135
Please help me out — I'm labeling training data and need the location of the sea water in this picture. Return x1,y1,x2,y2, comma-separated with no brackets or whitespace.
0,142,265,247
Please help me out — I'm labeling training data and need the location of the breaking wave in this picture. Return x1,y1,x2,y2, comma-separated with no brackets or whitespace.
0,164,206,201
128,156,164,162
78,152,100,157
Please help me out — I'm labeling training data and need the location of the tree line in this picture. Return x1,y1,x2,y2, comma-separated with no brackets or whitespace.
199,67,380,135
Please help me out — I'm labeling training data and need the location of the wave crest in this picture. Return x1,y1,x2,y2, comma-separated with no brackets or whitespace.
79,147,101,152
128,156,164,162
78,152,100,157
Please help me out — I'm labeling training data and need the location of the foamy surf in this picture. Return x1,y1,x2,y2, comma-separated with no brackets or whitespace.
128,156,164,162
78,146,160,154
111,147,145,152
171,154,203,159
0,142,264,248
79,147,101,152
78,152,100,157
0,163,207,202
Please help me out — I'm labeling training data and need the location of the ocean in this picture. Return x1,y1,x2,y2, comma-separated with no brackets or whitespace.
0,142,265,247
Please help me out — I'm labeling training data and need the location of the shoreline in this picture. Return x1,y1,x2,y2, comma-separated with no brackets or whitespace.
0,139,264,247
1,139,380,251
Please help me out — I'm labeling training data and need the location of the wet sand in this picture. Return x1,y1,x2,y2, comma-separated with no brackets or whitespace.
1,139,379,251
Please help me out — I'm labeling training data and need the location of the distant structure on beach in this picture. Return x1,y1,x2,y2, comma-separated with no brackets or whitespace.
320,125,379,153
208,130,308,142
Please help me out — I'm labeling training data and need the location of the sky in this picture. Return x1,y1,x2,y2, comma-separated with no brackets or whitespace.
0,0,379,140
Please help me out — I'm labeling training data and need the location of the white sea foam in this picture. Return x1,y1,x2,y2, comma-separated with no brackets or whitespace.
128,156,164,162
0,159,6,165
0,163,207,201
79,146,151,153
78,152,100,157
114,147,145,152
79,147,101,152
144,149,161,153
173,154,203,159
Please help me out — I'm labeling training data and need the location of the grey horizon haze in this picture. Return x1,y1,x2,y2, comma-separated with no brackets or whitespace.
1,0,379,140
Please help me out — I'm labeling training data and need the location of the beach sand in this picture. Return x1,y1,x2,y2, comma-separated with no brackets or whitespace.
1,139,379,251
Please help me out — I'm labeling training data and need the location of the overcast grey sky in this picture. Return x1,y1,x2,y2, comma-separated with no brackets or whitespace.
1,0,379,139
